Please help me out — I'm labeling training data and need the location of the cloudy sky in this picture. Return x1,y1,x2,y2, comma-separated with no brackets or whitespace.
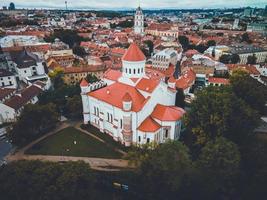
1,0,266,9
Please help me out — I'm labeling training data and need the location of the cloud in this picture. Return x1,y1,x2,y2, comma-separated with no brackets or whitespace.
1,0,265,9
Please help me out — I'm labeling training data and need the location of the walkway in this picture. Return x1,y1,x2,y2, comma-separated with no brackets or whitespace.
5,121,131,171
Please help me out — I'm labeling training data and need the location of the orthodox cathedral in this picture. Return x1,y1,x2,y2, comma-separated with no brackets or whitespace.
80,42,185,146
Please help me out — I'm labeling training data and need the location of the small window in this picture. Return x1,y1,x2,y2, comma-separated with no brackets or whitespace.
138,136,141,142
129,69,131,74
133,69,136,74
146,138,150,144
120,119,123,129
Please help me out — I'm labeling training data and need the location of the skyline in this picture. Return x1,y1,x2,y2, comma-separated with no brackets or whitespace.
1,0,266,10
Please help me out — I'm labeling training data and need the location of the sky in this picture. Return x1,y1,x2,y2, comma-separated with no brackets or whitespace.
1,0,266,10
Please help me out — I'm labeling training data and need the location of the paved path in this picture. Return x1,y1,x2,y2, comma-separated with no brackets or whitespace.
5,121,131,171
7,154,129,171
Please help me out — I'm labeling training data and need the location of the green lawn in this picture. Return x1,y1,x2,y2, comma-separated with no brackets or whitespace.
26,127,123,159
80,124,129,152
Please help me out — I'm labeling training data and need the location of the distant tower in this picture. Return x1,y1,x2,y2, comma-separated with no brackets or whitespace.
134,3,144,35
9,2,15,10
65,1,68,10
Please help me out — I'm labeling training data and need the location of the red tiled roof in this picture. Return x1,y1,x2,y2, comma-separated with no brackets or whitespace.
175,68,196,90
4,85,42,110
136,78,159,93
137,116,161,132
208,77,229,85
103,69,122,81
0,88,16,101
89,82,146,112
122,42,146,62
151,104,185,121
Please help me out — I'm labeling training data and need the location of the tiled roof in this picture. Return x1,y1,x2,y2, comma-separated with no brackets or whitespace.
0,69,14,77
122,43,146,62
208,77,229,84
0,88,15,101
89,82,146,112
136,78,160,93
137,116,161,132
103,69,122,81
151,104,185,121
4,85,42,110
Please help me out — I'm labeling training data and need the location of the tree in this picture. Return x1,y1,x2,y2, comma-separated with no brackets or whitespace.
241,32,252,43
247,54,257,64
207,40,216,47
65,95,82,119
231,53,240,64
9,103,59,146
195,137,241,198
219,54,231,64
137,141,193,199
85,74,99,83
185,86,260,146
175,88,185,108
44,29,85,48
178,35,190,50
230,69,267,114
0,160,100,200
73,45,87,57
144,40,154,55
239,138,267,199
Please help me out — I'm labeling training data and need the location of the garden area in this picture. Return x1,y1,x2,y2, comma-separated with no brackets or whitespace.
26,127,123,159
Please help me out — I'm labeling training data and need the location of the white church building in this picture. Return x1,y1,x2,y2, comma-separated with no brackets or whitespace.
80,43,185,147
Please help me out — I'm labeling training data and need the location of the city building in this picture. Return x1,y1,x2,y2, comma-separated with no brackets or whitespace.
63,65,106,85
0,69,17,89
0,84,43,124
152,48,178,71
229,45,267,64
81,43,185,147
8,50,50,85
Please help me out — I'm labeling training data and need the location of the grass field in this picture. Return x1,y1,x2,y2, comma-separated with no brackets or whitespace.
26,127,123,159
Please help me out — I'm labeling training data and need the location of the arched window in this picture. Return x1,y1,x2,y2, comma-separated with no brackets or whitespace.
125,68,128,73
129,68,131,74
134,69,136,74
138,68,140,74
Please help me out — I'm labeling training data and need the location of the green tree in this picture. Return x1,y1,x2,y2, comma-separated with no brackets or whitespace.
73,45,87,57
247,54,257,64
231,53,240,64
9,103,59,146
138,141,193,199
207,40,216,47
85,74,99,83
230,69,267,114
219,54,231,64
185,86,260,146
178,35,190,50
195,137,241,199
144,40,154,55
241,32,252,43
175,88,185,108
65,95,82,119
